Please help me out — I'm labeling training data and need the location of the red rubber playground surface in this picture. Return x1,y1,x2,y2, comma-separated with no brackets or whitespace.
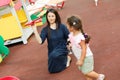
0,0,120,80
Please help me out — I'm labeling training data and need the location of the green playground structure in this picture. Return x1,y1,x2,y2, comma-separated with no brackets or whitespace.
0,35,10,63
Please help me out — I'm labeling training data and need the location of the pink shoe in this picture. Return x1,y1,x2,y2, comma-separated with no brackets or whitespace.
97,74,105,80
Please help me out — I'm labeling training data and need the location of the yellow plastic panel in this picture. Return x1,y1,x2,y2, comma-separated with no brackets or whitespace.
35,22,43,27
1,13,12,18
16,9,27,23
1,9,27,24
0,16,22,40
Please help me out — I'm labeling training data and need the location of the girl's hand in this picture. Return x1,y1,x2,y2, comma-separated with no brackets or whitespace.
76,60,84,66
67,43,72,50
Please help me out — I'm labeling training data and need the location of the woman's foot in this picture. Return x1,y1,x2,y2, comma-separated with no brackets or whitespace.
66,56,72,67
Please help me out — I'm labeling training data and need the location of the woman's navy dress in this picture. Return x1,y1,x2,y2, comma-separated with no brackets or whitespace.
40,24,69,73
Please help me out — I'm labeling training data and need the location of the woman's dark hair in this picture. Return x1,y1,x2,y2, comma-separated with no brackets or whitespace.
46,8,61,38
67,15,91,43
46,8,61,29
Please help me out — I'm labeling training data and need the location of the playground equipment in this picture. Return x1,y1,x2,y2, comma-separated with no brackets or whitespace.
25,0,66,27
25,7,47,27
28,0,65,9
0,0,65,45
0,35,9,63
0,76,20,80
46,0,65,9
0,0,33,45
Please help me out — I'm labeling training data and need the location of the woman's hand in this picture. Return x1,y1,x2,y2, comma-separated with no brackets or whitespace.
31,26,42,44
32,25,37,31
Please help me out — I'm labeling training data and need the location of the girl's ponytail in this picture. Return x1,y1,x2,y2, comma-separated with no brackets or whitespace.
81,28,91,44
84,33,91,44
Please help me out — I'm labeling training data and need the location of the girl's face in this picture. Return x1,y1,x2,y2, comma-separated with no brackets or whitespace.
47,12,56,24
66,23,73,32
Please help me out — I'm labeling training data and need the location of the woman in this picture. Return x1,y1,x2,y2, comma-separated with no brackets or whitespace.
32,8,71,73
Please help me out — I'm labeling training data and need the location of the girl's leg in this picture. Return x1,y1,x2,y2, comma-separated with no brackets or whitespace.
85,71,105,80
86,71,99,79
85,75,93,80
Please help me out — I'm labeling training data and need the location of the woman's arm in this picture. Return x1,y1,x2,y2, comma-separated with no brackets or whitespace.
76,40,86,66
32,26,42,44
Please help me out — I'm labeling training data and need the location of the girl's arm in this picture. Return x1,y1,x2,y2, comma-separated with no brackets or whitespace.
32,26,42,44
66,39,73,54
76,40,87,66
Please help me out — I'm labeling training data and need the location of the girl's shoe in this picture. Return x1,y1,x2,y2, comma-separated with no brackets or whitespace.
97,74,105,80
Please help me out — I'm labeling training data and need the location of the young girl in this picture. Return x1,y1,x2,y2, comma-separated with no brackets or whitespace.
66,15,105,80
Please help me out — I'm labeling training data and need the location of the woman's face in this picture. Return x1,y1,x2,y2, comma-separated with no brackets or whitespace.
47,12,56,24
